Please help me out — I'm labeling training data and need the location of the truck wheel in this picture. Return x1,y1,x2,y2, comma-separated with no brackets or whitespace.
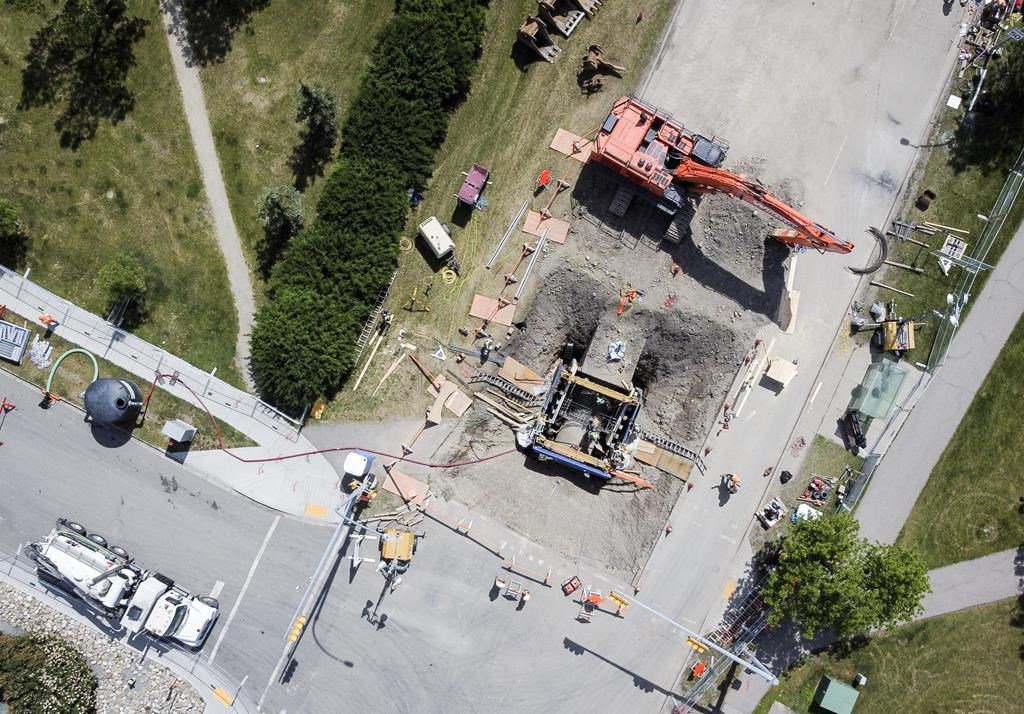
87,533,108,548
110,545,129,559
65,521,87,536
198,596,219,609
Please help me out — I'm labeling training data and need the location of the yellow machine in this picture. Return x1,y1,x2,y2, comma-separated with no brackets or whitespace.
380,524,415,577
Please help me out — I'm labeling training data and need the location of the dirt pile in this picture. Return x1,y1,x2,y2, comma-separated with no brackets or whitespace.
429,158,799,575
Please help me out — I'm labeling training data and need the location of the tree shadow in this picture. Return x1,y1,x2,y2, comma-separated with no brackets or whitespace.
19,3,148,149
164,0,270,67
289,134,335,191
948,43,1024,176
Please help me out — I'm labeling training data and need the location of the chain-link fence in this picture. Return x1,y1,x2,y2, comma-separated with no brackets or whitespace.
0,265,302,442
927,146,1024,371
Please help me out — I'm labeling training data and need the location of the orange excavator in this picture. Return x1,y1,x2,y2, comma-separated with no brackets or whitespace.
588,96,854,254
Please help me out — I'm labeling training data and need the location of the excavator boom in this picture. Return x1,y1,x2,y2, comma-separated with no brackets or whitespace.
589,96,853,254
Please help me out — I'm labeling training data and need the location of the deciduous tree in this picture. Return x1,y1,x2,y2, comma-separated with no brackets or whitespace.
256,185,303,275
762,513,930,639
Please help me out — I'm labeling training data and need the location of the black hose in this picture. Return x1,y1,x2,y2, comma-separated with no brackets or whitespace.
850,226,888,274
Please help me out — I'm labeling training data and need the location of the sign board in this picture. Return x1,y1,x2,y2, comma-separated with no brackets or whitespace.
0,319,30,364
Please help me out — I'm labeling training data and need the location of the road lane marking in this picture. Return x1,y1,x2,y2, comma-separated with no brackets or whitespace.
808,380,822,406
719,534,737,544
208,515,280,665
209,580,224,600
823,135,847,187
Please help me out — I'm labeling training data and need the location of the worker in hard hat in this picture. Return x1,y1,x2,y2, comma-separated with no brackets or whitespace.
725,473,742,494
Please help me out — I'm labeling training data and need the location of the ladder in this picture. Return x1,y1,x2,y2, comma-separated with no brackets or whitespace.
469,371,544,406
609,186,636,218
353,271,397,361
636,428,707,475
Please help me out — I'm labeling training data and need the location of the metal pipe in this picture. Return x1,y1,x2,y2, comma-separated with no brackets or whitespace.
515,228,548,301
257,476,375,709
624,595,779,685
486,200,529,269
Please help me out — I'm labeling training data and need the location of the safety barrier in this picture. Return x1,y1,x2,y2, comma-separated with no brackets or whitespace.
0,266,302,442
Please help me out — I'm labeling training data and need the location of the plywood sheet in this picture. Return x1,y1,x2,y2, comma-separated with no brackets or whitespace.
499,356,544,385
549,128,594,163
382,467,430,506
444,388,473,417
522,211,570,245
469,294,516,326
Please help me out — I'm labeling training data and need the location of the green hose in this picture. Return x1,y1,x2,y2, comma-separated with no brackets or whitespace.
45,348,99,396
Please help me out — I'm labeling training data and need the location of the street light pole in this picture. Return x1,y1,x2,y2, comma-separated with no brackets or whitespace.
256,476,376,710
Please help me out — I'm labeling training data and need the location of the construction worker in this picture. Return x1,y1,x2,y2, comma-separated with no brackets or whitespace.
585,416,602,454
726,473,742,494
481,337,494,359
379,309,394,335
521,590,531,606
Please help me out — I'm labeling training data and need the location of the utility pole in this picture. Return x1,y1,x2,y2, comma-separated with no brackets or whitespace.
257,476,377,710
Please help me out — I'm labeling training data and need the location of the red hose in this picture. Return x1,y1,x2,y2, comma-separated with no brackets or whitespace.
146,373,517,467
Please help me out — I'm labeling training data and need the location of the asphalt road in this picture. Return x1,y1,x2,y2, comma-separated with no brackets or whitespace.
634,0,964,673
0,370,326,703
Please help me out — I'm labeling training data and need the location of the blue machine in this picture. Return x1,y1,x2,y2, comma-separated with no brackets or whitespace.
527,362,643,480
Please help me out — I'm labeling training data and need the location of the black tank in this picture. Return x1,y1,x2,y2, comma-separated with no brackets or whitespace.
83,378,143,423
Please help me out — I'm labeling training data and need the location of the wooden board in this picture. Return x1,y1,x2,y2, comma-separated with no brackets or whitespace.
499,356,544,384
522,211,570,244
633,441,693,481
444,388,473,417
652,450,693,481
469,294,516,326
549,128,593,163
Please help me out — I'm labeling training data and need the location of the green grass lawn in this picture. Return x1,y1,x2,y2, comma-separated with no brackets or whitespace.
753,598,1024,714
199,0,392,287
752,436,864,549
0,2,242,386
1,329,252,450
897,312,1024,569
865,25,1024,362
323,0,678,421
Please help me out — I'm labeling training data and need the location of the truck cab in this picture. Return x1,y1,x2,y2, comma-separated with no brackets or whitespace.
122,573,219,649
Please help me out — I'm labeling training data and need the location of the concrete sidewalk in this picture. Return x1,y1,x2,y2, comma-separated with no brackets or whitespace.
857,218,1024,544
920,547,1024,619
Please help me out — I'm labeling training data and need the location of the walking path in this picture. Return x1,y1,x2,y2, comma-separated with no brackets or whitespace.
857,218,1024,544
160,1,256,388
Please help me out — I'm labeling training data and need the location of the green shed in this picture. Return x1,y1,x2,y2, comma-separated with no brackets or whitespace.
812,676,860,714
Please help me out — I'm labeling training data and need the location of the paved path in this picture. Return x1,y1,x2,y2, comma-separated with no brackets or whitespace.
160,1,256,387
857,218,1024,544
920,547,1024,619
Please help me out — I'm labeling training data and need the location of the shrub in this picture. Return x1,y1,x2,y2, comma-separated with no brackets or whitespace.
0,633,97,713
0,197,31,270
256,184,304,275
249,287,363,413
251,0,489,411
95,251,149,325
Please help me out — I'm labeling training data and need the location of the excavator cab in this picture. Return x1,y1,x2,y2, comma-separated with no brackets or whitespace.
690,136,726,168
